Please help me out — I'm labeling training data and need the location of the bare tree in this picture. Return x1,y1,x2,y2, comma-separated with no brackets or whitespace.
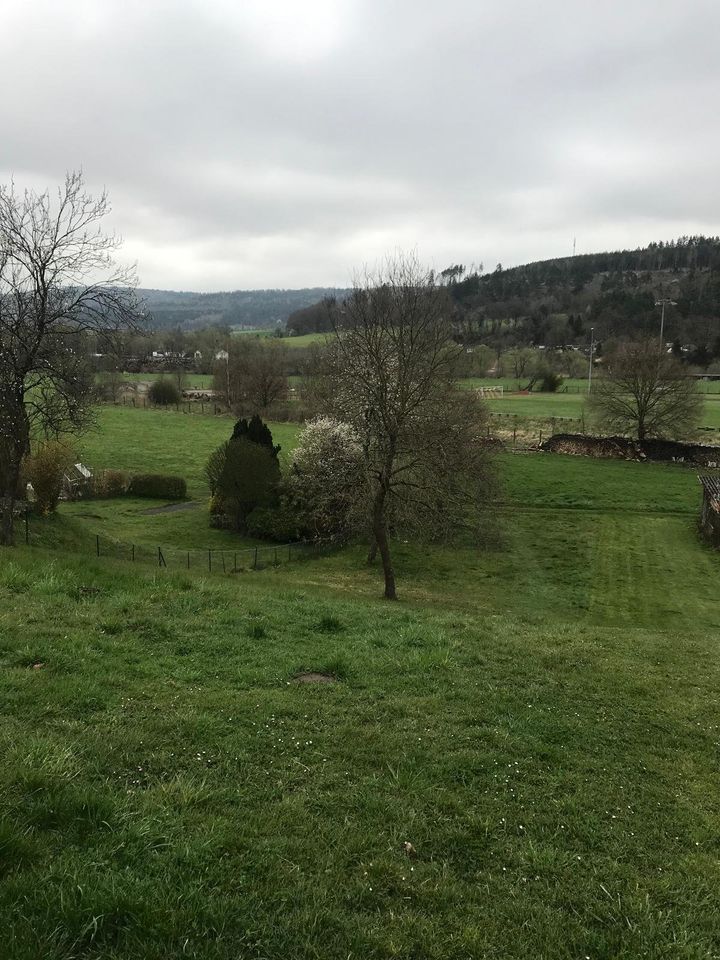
217,340,288,413
590,339,702,441
0,172,142,545
325,254,496,600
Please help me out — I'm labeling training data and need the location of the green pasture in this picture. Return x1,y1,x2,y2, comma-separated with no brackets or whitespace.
280,332,330,348
76,406,298,499
226,330,328,348
114,372,213,388
461,383,720,432
3,404,720,957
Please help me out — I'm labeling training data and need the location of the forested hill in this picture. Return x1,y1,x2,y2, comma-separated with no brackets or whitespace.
283,237,720,359
140,287,349,330
448,236,720,355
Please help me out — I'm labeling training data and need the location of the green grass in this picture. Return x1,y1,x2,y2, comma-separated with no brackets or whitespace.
226,330,328,348
75,406,299,499
459,382,720,434
3,407,720,957
2,527,720,957
116,372,213,388
280,332,330,348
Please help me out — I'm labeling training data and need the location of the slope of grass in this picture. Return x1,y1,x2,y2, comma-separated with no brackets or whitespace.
5,406,720,957
1,547,720,959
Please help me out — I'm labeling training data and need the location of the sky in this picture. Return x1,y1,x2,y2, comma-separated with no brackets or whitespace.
1,0,719,291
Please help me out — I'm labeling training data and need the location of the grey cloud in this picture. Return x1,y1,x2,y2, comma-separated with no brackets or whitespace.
2,0,719,290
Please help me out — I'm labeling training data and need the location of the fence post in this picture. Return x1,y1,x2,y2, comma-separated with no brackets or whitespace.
208,549,212,572
187,551,190,569
24,509,29,545
222,552,226,573
96,534,100,557
253,546,258,570
274,547,278,566
234,551,237,572
132,543,135,562
288,544,291,562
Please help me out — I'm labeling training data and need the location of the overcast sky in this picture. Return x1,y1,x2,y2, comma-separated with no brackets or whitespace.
2,0,719,291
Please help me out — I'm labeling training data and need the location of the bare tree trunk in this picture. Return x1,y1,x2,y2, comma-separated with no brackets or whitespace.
372,488,396,600
0,433,24,547
366,538,378,564
0,494,15,547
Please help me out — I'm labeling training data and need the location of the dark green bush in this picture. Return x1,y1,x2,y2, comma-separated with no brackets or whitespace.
539,370,563,392
126,474,187,499
148,379,181,406
246,504,302,542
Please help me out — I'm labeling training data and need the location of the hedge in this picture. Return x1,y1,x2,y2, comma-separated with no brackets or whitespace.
126,474,187,500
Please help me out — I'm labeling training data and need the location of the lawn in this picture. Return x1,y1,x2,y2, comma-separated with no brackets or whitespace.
3,407,720,958
75,406,299,499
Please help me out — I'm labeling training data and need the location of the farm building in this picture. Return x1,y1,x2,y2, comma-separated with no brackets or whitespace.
698,475,720,547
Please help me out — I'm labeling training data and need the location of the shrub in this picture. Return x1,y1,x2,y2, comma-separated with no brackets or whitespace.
287,417,365,541
204,441,230,497
126,474,187,499
94,469,129,498
215,439,280,531
232,415,281,457
148,378,181,406
246,504,303,542
539,370,563,392
24,442,74,515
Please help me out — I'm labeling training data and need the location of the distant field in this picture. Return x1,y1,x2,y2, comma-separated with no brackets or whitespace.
462,375,720,395
279,332,330,348
460,381,720,434
115,372,213,388
227,330,328,348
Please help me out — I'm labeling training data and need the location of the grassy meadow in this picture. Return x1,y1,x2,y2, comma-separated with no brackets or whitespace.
461,380,720,434
2,403,720,958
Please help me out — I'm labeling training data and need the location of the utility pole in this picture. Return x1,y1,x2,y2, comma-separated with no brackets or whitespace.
587,327,595,396
225,346,231,408
654,298,676,353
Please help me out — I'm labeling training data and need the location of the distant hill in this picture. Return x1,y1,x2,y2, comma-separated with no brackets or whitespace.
282,237,720,362
448,236,720,357
139,287,350,331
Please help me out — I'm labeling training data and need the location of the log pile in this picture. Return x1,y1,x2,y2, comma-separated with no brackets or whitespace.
541,433,720,467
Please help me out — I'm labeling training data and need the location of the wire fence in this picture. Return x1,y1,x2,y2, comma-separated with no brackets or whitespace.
92,532,327,574
487,413,584,448
104,396,309,423
21,517,328,576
